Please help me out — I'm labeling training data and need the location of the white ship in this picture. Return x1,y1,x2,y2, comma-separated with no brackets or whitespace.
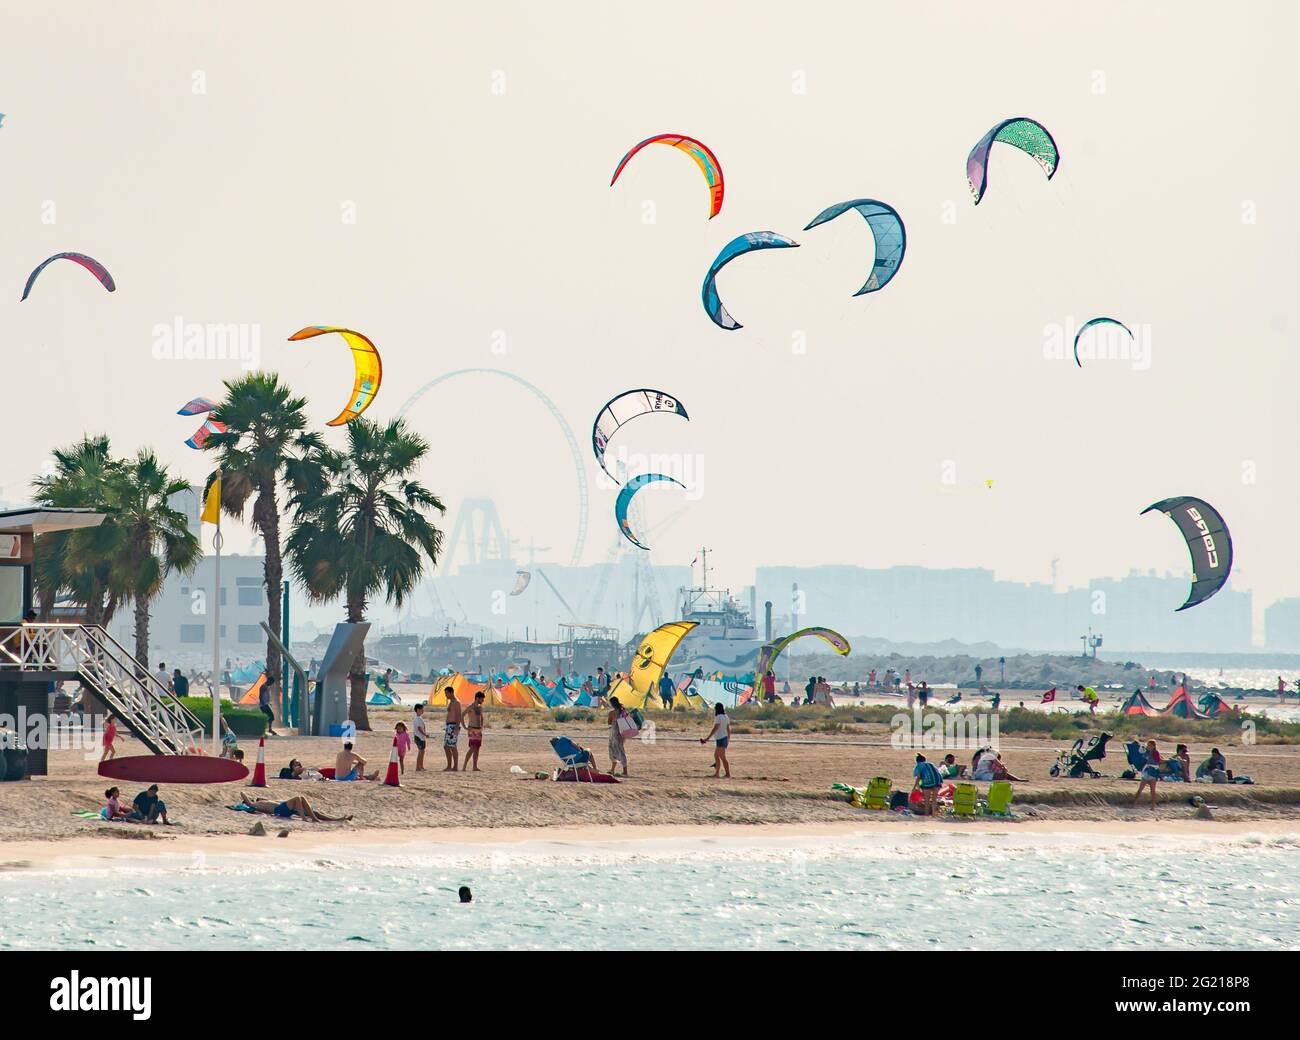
672,549,765,678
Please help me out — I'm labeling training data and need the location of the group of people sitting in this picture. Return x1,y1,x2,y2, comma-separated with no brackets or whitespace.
101,785,171,824
909,748,1025,814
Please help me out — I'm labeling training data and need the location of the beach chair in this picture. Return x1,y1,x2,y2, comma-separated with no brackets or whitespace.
550,736,596,781
951,782,978,817
983,780,1014,816
863,776,892,810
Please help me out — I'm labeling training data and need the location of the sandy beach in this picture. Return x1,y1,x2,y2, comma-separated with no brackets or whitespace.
8,705,1298,870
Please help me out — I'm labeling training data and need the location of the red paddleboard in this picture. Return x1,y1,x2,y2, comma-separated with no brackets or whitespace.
98,756,250,785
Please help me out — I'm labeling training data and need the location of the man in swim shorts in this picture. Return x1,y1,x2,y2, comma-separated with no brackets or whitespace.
238,794,351,823
334,742,378,781
443,686,462,771
462,690,485,772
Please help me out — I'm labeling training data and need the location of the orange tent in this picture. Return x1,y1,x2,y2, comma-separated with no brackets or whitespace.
237,674,266,705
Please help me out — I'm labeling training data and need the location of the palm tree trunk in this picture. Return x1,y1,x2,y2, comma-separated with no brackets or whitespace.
346,596,371,730
254,483,283,685
133,594,150,670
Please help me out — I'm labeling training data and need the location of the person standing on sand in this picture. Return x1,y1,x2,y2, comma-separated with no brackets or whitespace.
607,695,629,776
412,703,429,771
443,686,462,771
260,671,279,736
912,754,942,815
762,669,776,704
101,714,120,761
701,702,731,778
393,721,411,774
154,661,172,693
172,667,190,698
463,690,485,771
1133,740,1162,808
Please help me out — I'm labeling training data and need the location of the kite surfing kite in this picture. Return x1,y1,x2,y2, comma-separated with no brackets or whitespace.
803,199,906,296
288,326,382,426
177,397,225,449
592,389,689,483
177,396,217,416
510,571,531,596
605,620,700,710
610,134,724,219
702,231,799,331
1141,496,1233,611
21,252,116,301
966,117,1059,205
754,627,851,681
1073,317,1133,367
615,472,684,550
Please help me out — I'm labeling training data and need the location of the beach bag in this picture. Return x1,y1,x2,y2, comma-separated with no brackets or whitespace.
629,708,644,730
616,709,640,739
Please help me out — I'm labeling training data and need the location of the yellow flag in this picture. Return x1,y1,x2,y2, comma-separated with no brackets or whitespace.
201,477,221,525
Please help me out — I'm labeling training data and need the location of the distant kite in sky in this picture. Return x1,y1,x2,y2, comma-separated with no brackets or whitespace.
21,252,116,301
185,417,226,450
592,389,689,483
1073,317,1134,367
610,134,724,219
615,472,685,550
966,117,1059,205
803,199,907,297
177,396,217,416
288,326,383,426
1141,496,1233,611
177,396,224,448
702,231,799,330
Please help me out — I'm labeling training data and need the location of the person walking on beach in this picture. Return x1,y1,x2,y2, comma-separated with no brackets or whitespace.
412,703,429,771
701,702,731,778
596,666,611,704
1133,740,1163,808
912,754,942,815
1077,685,1099,715
101,714,120,761
658,671,675,710
462,690,485,771
259,671,279,736
443,686,462,771
607,695,630,777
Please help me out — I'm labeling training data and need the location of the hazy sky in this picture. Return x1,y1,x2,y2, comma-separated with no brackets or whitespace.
4,2,1299,622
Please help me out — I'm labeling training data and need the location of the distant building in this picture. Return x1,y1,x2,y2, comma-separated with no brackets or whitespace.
109,553,269,671
1265,598,1300,650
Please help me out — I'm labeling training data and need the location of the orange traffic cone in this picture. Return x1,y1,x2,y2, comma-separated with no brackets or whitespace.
383,736,401,787
250,736,267,787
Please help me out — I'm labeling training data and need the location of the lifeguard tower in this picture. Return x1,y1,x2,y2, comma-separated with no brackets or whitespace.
0,507,209,777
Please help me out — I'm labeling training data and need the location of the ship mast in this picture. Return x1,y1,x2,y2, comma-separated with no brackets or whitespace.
700,547,710,591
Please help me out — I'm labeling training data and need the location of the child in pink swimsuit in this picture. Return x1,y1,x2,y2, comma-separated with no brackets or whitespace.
394,722,411,775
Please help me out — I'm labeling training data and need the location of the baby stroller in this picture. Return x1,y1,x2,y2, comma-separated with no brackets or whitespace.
1049,732,1112,777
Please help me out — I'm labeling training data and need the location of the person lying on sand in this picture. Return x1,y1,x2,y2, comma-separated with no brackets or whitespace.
237,794,352,822
334,742,379,781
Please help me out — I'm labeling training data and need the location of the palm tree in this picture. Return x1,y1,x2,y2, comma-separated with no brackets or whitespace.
204,372,322,686
32,435,126,626
105,451,202,666
286,418,444,729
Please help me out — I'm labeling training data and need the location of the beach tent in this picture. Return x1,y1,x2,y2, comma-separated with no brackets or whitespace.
496,678,547,709
236,673,267,705
1198,692,1234,718
1161,685,1209,719
1119,690,1159,716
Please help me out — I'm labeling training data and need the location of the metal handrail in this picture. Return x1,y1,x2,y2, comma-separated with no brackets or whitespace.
0,623,207,754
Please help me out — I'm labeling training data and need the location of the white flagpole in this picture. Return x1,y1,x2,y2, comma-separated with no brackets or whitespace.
212,487,223,755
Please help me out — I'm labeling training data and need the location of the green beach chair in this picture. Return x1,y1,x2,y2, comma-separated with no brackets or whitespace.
863,776,892,810
983,780,1014,816
951,781,978,817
